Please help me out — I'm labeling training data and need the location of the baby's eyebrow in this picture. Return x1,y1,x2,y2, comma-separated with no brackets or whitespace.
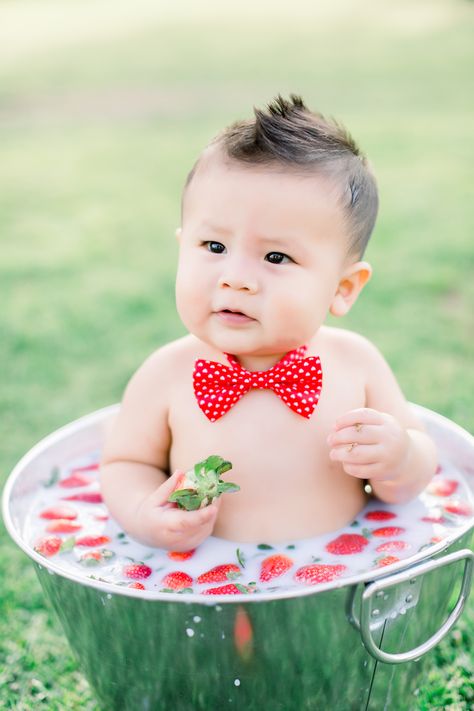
256,235,293,248
199,221,295,249
199,221,231,236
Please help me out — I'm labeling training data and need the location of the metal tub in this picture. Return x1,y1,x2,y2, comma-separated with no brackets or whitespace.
2,404,474,710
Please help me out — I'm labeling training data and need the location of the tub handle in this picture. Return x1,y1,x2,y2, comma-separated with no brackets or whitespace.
360,548,474,665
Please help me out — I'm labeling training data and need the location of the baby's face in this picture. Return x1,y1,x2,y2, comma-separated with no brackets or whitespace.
176,153,355,362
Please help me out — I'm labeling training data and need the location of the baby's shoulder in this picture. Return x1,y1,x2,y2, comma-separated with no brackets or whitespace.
133,335,204,384
312,326,384,367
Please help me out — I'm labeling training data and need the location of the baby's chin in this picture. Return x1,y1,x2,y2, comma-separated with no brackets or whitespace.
185,320,303,358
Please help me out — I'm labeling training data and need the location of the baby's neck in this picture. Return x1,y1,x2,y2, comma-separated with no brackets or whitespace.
226,347,303,372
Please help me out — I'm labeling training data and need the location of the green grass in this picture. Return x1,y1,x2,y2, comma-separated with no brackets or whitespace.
1,0,473,708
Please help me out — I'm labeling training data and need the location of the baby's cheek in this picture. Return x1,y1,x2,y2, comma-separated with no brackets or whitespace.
272,294,319,342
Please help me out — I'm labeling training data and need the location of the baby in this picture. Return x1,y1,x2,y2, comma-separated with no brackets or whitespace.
100,95,437,550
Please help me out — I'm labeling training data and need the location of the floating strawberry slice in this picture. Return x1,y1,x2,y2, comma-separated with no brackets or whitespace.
426,479,459,497
259,554,294,582
203,583,255,595
421,513,447,523
59,472,94,488
62,492,103,503
372,526,406,537
364,510,397,521
444,501,473,517
167,549,196,561
375,555,400,567
128,582,145,590
45,519,82,533
34,535,62,557
197,563,241,584
123,563,153,580
94,513,109,521
39,504,78,520
294,564,347,585
75,535,111,547
375,540,411,553
70,463,100,473
162,571,194,590
325,533,369,555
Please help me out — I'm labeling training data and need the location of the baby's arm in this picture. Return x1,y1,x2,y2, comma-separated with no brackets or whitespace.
327,336,438,504
100,349,218,549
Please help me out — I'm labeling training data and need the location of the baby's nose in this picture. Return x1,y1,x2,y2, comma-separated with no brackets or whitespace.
218,264,257,293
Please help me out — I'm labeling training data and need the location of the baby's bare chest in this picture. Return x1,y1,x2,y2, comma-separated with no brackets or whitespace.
168,364,366,483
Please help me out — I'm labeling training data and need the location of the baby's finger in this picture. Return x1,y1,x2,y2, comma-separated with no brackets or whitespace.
342,462,385,479
329,443,381,465
333,408,384,432
150,470,185,507
327,424,379,448
165,503,217,534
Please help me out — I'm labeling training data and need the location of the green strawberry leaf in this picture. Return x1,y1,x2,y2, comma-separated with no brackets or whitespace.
205,455,228,472
235,583,250,594
257,543,274,550
168,455,235,509
168,489,203,510
43,466,60,488
80,556,102,567
215,460,232,477
60,537,76,553
217,482,240,494
236,548,246,568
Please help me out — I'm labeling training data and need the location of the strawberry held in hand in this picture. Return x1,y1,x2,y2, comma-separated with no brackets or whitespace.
168,455,239,511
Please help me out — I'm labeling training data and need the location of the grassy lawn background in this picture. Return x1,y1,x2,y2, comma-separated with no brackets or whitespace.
1,0,473,708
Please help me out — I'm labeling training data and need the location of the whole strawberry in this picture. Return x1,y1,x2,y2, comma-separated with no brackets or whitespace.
168,455,239,511
325,533,369,555
123,563,153,580
203,584,255,595
372,526,406,538
162,571,194,590
197,563,241,584
259,554,294,582
294,564,347,585
34,535,62,557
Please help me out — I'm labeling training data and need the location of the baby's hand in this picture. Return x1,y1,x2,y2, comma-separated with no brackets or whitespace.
327,408,410,483
137,471,220,551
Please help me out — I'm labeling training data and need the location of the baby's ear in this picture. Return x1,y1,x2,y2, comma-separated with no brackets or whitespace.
175,227,182,241
329,261,372,317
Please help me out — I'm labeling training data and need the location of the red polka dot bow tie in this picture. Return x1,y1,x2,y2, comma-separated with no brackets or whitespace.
193,345,323,422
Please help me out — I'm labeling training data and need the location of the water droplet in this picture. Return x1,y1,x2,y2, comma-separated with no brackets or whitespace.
186,628,194,637
193,616,201,623
234,679,240,687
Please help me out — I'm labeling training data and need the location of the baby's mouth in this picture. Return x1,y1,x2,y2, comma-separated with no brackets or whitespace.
216,308,255,323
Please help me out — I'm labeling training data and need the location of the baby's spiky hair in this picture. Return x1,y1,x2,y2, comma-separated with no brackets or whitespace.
185,95,379,257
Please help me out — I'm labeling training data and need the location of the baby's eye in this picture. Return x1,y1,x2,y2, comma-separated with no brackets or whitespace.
265,251,292,265
203,241,226,254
